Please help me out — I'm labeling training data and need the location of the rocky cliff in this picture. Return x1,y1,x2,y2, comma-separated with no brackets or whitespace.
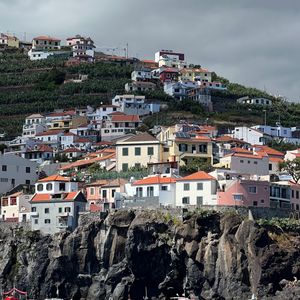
0,210,300,300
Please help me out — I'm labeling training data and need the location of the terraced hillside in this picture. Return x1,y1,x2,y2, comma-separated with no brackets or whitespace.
0,51,132,138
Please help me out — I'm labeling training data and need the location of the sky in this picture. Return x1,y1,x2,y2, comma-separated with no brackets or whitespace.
1,0,300,101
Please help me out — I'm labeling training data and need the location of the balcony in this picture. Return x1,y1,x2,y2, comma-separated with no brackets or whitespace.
30,211,39,218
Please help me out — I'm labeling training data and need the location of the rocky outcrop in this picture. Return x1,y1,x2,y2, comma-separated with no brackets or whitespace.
0,210,300,299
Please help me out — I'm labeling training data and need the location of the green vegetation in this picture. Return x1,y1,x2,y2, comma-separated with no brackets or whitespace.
279,158,300,183
180,158,213,175
258,217,300,232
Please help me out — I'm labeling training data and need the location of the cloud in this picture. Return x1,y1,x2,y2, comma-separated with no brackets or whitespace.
1,0,300,101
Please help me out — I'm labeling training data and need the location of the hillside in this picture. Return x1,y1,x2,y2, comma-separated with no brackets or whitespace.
1,50,300,139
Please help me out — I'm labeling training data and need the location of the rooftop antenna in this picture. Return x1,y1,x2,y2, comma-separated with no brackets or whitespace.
126,42,129,58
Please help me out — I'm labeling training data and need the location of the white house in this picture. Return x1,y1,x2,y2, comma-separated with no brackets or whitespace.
0,154,38,195
22,114,47,138
125,82,156,93
164,81,200,100
237,96,273,106
30,175,87,234
219,152,270,176
125,175,177,207
231,126,267,145
285,149,300,161
66,35,95,58
35,130,64,146
175,171,218,207
252,125,292,138
112,95,160,116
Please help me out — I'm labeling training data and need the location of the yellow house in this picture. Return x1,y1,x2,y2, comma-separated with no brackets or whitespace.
179,68,212,83
116,132,162,172
0,33,19,48
158,129,213,166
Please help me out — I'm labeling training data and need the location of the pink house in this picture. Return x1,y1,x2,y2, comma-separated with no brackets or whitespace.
290,182,300,211
217,179,270,207
85,178,127,212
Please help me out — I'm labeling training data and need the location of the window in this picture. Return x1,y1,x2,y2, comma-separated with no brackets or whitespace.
253,201,258,206
112,189,116,198
37,184,43,192
161,186,168,191
135,147,141,156
240,160,244,163
26,167,30,173
199,144,207,153
248,160,251,164
233,194,242,201
46,183,52,191
269,164,272,171
34,219,38,224
147,186,154,197
297,204,300,211
90,187,95,195
44,208,49,214
58,207,63,213
122,163,128,171
44,219,51,224
148,147,154,156
178,144,188,152
59,183,66,191
196,196,203,206
248,186,257,194
2,165,7,172
261,199,265,203
102,190,107,199
182,197,190,204
122,148,128,156
184,183,190,191
297,191,299,199
197,183,203,190
25,180,30,185
31,207,36,212
136,187,143,197
65,207,71,213
254,161,258,165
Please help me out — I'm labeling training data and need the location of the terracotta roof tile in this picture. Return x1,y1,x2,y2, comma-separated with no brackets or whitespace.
38,175,71,182
177,171,215,181
111,115,140,122
133,176,176,185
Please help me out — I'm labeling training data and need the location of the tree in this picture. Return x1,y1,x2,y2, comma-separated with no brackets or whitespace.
279,158,300,183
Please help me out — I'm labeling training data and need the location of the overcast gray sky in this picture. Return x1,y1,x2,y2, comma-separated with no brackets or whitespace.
1,0,300,101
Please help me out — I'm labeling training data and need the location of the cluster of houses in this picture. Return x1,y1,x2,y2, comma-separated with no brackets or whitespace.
125,50,227,111
1,112,300,235
0,39,300,235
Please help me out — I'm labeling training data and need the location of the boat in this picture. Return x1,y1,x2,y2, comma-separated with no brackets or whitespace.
2,287,27,300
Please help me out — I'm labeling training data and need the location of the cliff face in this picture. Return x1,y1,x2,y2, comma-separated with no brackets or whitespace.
0,210,300,300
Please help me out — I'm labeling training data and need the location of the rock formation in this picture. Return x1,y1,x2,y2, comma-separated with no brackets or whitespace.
0,210,300,299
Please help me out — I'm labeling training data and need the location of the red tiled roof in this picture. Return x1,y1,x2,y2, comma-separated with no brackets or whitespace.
231,147,252,154
33,36,61,42
31,191,80,202
232,153,266,159
27,144,53,152
111,115,140,122
269,157,284,163
63,148,84,153
31,193,51,202
177,171,215,181
38,175,71,182
133,176,176,185
48,110,76,117
253,145,284,156
64,191,79,200
76,137,92,143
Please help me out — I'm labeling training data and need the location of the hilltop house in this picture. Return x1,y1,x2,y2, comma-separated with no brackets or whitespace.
32,36,61,51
